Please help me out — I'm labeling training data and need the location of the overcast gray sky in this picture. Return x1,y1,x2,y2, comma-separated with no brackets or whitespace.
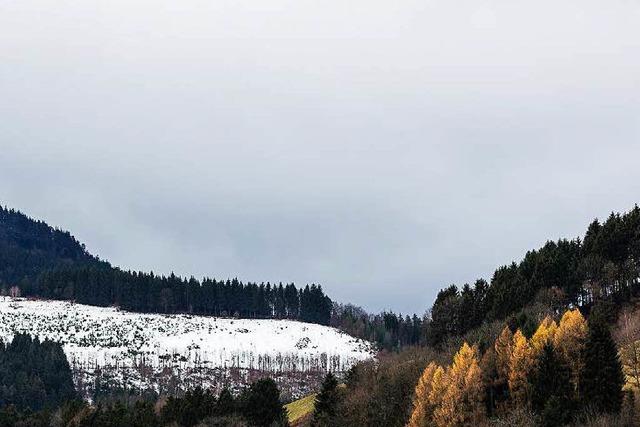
1,0,639,313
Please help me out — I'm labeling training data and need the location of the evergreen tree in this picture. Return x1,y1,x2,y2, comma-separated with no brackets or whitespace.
312,372,339,427
215,387,235,416
580,316,625,414
241,378,289,427
0,334,77,411
530,343,573,426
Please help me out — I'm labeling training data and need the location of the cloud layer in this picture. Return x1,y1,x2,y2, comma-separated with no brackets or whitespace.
1,0,639,312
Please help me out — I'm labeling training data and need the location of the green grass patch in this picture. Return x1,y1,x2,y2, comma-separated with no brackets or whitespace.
285,393,316,424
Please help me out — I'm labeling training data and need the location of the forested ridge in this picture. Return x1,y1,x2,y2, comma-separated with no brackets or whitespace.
427,205,640,345
332,205,640,350
0,205,332,325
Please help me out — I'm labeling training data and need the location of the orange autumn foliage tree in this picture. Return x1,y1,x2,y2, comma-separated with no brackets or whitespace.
530,316,558,356
407,362,440,427
428,366,448,424
433,343,485,427
508,330,535,407
409,311,584,426
553,309,587,393
408,343,485,427
494,326,513,384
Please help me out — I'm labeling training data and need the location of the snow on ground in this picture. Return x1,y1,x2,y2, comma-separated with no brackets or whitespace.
0,297,374,398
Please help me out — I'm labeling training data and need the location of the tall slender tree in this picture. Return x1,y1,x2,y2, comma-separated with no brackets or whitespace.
408,362,440,427
508,330,534,407
312,372,339,427
553,309,587,394
580,316,625,414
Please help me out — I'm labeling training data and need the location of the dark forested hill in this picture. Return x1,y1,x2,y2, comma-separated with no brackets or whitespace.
0,205,332,325
0,206,101,288
426,205,640,345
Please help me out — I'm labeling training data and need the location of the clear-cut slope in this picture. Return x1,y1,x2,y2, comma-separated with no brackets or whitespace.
0,297,374,398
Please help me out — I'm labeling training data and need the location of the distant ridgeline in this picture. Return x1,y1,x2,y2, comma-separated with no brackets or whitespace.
0,206,332,325
426,205,640,345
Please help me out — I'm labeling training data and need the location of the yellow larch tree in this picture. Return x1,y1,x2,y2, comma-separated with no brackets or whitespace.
508,330,535,407
428,366,448,426
494,326,513,384
408,362,440,427
553,309,587,393
530,316,558,356
615,310,640,392
433,342,485,427
620,341,640,392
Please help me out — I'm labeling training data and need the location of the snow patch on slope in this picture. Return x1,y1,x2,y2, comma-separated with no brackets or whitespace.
0,297,374,397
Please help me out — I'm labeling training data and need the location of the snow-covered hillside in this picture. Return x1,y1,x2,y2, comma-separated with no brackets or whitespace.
0,297,374,398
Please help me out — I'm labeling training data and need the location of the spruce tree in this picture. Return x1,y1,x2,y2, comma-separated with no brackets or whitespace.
580,316,625,414
242,378,289,427
531,343,573,426
215,387,235,416
312,372,340,426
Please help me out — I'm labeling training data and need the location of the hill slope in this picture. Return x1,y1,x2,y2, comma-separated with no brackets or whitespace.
0,296,373,400
0,205,333,325
0,206,100,288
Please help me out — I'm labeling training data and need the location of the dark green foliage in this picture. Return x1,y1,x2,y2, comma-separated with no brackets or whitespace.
240,378,288,427
513,311,538,339
580,316,625,414
215,387,235,417
423,205,640,346
0,405,52,427
127,400,160,427
530,344,573,426
0,206,332,326
160,387,216,427
311,373,339,426
0,334,77,411
30,268,332,325
0,380,286,427
331,304,426,351
0,206,101,289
